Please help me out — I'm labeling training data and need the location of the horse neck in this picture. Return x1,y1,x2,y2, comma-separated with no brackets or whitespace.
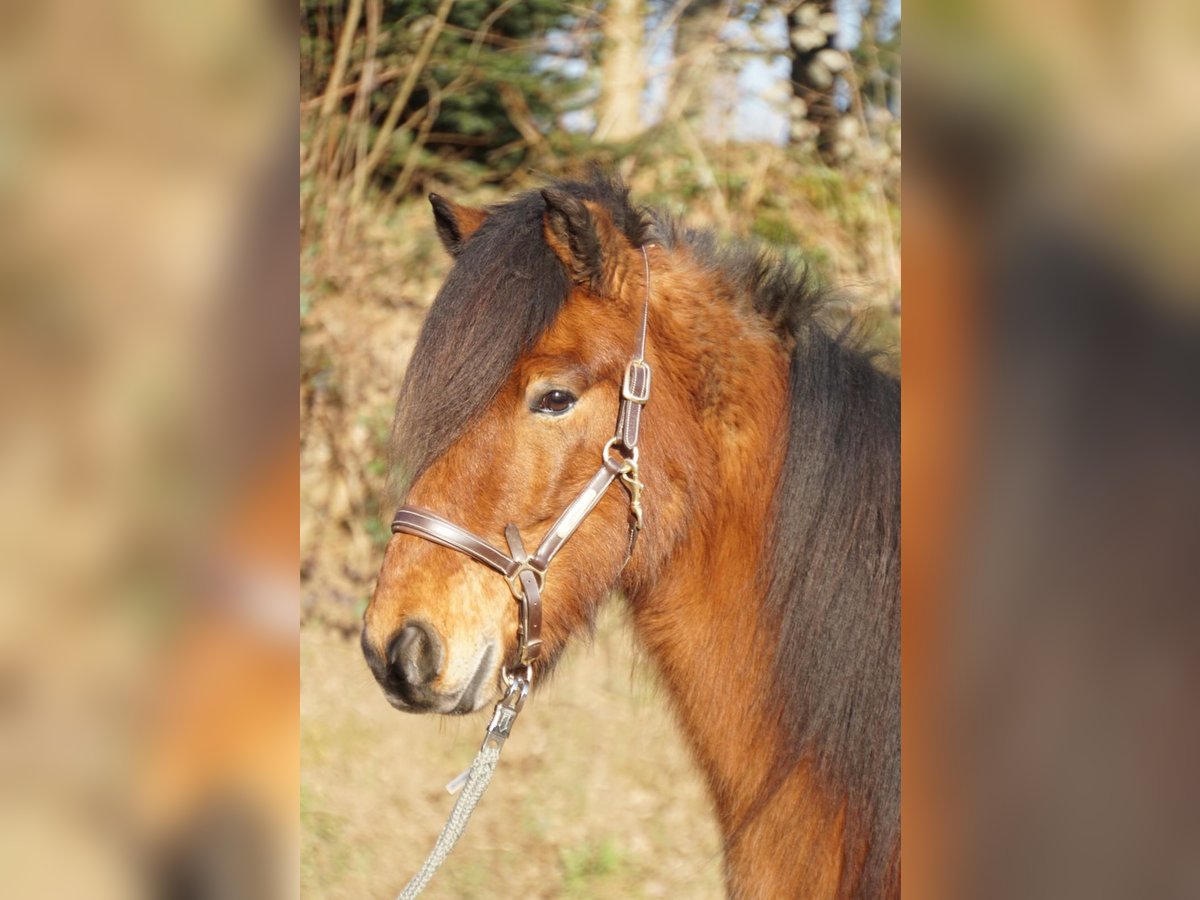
622,265,808,816
619,267,886,895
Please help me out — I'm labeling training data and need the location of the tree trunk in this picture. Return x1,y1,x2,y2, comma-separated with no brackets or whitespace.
664,0,725,135
595,0,645,142
788,0,840,159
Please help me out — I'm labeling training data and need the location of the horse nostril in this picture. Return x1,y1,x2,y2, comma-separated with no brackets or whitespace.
387,622,444,687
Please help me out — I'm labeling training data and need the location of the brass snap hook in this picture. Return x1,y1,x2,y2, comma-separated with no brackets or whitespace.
620,464,645,531
604,437,644,530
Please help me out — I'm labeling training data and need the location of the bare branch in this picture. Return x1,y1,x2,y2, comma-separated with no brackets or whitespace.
350,0,456,206
498,83,550,156
318,0,364,121
387,81,444,203
677,118,731,229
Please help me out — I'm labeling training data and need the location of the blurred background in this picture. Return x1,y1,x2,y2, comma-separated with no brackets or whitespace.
299,2,899,897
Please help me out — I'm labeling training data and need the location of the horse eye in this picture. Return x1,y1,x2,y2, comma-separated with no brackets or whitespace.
533,389,577,415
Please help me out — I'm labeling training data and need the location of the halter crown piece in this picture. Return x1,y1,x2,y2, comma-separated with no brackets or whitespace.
389,246,654,900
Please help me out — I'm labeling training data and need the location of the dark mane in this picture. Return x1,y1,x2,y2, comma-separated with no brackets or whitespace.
647,214,830,338
393,175,648,490
655,217,901,895
771,327,900,896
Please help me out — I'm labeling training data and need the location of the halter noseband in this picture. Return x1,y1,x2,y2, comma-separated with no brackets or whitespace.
390,245,654,676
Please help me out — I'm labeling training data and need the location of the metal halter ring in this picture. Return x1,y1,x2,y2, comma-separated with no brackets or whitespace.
500,664,533,696
602,436,639,472
504,560,546,599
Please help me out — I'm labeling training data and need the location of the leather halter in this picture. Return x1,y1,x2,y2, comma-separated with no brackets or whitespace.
391,245,654,671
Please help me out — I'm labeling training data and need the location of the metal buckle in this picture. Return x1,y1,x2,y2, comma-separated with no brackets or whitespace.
504,560,545,600
518,596,542,666
622,360,651,403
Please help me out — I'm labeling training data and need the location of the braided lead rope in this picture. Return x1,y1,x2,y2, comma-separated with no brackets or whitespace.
396,744,502,900
395,672,530,899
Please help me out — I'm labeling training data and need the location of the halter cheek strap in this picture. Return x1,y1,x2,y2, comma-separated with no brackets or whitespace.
390,245,654,671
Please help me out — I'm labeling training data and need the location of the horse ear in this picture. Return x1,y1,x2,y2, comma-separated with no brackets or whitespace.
429,193,486,257
540,188,607,290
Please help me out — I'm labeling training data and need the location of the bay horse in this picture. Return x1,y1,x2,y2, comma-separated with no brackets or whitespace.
362,175,899,898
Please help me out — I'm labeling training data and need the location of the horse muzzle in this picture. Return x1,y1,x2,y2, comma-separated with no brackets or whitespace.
362,623,499,715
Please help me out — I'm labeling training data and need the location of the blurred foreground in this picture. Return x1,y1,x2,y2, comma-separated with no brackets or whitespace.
905,0,1200,896
0,1,298,897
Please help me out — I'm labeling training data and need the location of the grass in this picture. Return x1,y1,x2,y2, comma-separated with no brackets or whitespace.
561,837,627,896
299,605,725,898
300,786,350,887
